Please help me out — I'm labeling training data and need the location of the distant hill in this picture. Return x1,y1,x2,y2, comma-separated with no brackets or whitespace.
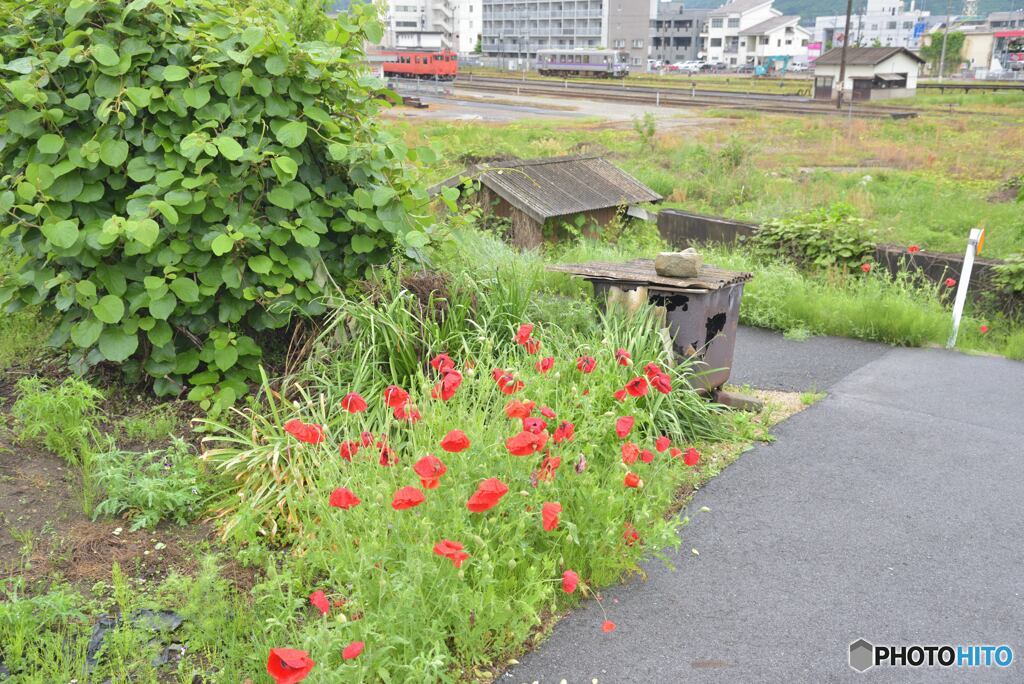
681,0,1022,23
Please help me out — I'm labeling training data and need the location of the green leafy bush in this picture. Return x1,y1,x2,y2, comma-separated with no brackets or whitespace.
12,376,103,463
93,437,207,530
992,253,1024,297
750,203,876,269
0,0,433,412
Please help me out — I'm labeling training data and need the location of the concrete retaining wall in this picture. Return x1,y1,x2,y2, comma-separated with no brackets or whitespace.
657,209,1011,303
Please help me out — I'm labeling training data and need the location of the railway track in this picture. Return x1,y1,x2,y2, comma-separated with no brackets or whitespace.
453,76,918,119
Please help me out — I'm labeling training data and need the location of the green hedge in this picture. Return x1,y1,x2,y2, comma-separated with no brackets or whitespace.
0,0,434,411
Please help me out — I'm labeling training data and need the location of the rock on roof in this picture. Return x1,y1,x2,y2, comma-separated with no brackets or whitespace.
813,46,926,66
431,156,663,223
738,15,802,35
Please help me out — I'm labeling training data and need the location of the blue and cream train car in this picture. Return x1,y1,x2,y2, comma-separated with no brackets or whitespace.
535,49,630,78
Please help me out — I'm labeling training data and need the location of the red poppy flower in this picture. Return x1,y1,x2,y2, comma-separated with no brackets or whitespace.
432,369,463,401
267,648,315,684
541,502,562,531
980,325,989,334
669,447,682,459
309,590,330,616
360,431,375,447
562,569,579,594
640,449,654,464
329,487,360,510
602,620,616,633
342,641,364,660
615,416,635,439
625,376,649,397
860,263,872,273
683,447,701,466
440,429,471,453
538,455,561,482
643,362,662,380
378,442,398,467
284,419,325,445
392,485,425,510
500,378,525,395
621,441,639,465
413,455,446,489
536,356,554,373
655,436,671,452
339,441,359,461
434,539,470,568
393,404,421,424
553,421,575,443
504,399,536,419
430,352,455,373
515,323,534,345
383,385,409,409
524,338,541,354
523,417,548,434
623,522,639,545
576,356,597,373
944,277,957,288
907,244,921,254
340,392,367,413
613,389,627,402
615,347,631,366
651,373,672,394
539,406,556,419
491,368,506,382
624,472,640,488
466,477,509,512
505,429,548,456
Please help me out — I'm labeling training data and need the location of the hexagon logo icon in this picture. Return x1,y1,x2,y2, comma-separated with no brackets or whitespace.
849,638,874,672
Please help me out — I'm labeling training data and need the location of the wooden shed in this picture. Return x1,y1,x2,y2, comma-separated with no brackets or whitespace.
431,155,663,249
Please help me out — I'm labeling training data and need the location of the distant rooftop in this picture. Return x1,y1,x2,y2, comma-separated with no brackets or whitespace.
738,15,801,35
814,46,925,66
708,0,773,17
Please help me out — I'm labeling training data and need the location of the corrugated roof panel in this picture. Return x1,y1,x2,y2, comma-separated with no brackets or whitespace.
472,156,663,222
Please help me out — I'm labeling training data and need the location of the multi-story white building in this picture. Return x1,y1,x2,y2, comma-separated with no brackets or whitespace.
701,0,810,66
814,0,932,50
481,0,655,66
382,0,457,49
455,0,483,53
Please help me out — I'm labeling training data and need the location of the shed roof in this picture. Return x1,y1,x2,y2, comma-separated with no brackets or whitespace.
813,46,925,66
431,155,662,224
738,15,801,35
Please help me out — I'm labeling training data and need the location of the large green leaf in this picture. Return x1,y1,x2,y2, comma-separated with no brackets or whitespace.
92,44,120,67
161,65,190,81
214,136,244,161
99,139,129,167
92,294,125,324
98,328,138,362
37,134,64,154
70,317,103,347
275,121,307,148
41,219,79,248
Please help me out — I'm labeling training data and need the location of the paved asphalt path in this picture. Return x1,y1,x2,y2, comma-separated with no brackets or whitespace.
504,326,1024,682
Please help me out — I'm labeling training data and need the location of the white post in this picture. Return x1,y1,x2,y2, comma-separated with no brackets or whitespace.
946,228,983,349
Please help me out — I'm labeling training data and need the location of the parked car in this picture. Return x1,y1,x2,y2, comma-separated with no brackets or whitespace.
788,62,809,72
734,63,755,74
676,60,704,73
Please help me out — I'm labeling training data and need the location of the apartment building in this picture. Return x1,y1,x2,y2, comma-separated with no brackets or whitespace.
702,0,810,65
382,0,457,49
650,3,709,64
480,0,653,64
814,0,932,50
455,0,483,53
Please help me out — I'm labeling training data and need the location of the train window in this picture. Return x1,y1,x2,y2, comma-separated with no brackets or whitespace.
583,55,589,63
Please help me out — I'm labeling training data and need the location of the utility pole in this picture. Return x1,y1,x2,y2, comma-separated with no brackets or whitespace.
937,0,954,82
836,0,854,109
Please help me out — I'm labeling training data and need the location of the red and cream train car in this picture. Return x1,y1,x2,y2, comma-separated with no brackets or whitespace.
381,49,458,80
